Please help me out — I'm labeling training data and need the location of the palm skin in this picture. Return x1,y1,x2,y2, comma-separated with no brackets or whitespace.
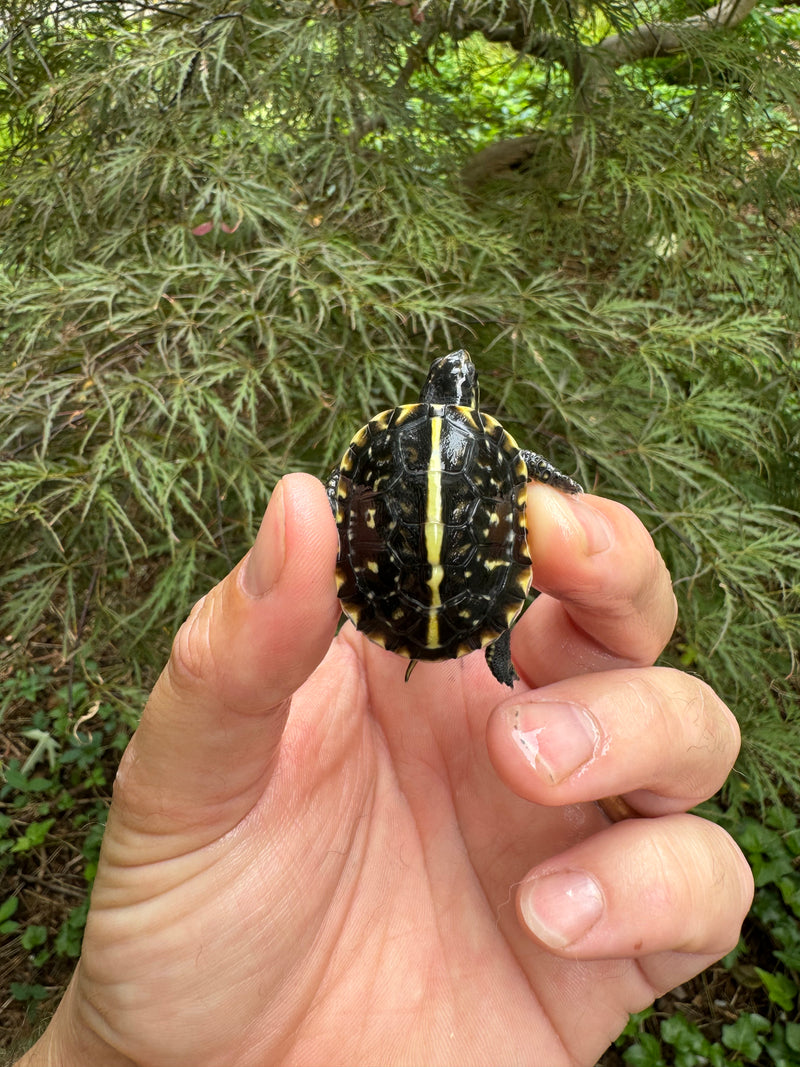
23,475,752,1067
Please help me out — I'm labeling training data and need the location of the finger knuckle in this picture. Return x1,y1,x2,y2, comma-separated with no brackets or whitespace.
167,592,221,692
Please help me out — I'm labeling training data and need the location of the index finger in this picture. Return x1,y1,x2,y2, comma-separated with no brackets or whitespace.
513,485,677,688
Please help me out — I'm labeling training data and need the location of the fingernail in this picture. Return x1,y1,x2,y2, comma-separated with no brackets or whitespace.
510,702,600,784
242,480,286,597
533,486,613,556
519,870,604,948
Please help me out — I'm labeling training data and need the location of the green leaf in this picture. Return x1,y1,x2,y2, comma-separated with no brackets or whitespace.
26,775,53,792
722,1014,771,1060
0,895,20,924
775,948,800,971
20,727,59,774
755,856,795,888
1,763,52,793
55,900,89,959
764,1021,800,1067
756,966,797,1011
622,1032,666,1067
10,982,50,1003
661,1015,706,1060
786,1022,800,1052
2,764,29,791
777,876,800,919
616,1010,655,1042
766,806,798,834
11,817,56,853
21,924,49,950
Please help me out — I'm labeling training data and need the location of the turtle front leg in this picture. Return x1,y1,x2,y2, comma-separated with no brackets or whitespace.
325,468,340,517
484,628,518,688
520,450,583,495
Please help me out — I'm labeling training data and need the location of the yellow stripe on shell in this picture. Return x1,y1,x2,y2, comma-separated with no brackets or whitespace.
425,409,444,648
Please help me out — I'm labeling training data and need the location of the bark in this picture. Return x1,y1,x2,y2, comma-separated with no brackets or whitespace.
598,0,760,66
459,0,760,71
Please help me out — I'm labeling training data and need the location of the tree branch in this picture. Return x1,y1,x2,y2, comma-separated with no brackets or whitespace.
456,0,759,72
349,20,439,145
452,15,572,66
458,0,761,188
598,0,760,66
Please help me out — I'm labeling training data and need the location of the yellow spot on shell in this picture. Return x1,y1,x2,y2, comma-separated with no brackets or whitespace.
351,425,370,449
371,408,392,431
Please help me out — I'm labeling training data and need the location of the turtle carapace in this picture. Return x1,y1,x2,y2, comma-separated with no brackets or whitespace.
326,350,582,687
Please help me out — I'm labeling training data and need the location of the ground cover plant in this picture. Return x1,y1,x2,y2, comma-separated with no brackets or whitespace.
1,1,799,1062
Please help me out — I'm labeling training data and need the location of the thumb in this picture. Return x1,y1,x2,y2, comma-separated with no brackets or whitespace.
107,473,340,854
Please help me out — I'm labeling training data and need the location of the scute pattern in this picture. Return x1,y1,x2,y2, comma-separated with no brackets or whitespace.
334,402,531,662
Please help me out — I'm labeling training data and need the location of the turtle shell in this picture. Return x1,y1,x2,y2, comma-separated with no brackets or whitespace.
332,401,532,662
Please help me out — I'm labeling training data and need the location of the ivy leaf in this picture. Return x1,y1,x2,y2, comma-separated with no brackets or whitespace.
21,924,49,951
756,966,797,1011
10,982,50,1003
785,1022,800,1053
11,817,56,853
622,1032,666,1067
722,1014,771,1060
0,895,20,933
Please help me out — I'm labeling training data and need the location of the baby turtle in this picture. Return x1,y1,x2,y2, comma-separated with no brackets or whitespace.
326,350,582,686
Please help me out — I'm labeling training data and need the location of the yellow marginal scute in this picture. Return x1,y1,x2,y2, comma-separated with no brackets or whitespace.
425,409,444,648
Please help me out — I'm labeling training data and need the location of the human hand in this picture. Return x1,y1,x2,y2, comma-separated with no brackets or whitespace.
20,474,753,1067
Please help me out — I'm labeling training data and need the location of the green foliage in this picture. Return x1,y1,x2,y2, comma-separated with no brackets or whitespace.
0,894,20,933
620,1010,731,1066
1,1,798,799
0,654,118,1032
1,0,799,1053
10,982,50,1004
55,900,91,960
755,969,797,1014
729,801,800,973
614,799,800,1066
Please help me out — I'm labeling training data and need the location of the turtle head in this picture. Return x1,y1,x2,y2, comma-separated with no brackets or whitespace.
419,350,478,407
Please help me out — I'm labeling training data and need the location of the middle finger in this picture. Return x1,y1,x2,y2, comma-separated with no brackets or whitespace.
486,666,740,817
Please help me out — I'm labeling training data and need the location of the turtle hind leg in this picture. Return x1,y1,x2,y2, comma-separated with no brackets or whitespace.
520,449,583,495
485,629,518,688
